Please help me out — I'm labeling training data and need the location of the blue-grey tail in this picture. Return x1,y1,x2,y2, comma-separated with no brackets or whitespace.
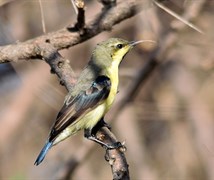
34,141,53,166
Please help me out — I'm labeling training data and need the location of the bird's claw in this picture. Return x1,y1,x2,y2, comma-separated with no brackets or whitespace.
103,141,126,151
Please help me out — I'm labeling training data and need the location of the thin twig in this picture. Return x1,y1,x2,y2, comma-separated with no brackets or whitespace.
154,0,204,34
39,0,46,33
71,0,78,14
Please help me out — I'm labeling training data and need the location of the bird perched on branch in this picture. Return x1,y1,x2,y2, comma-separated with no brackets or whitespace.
34,38,154,165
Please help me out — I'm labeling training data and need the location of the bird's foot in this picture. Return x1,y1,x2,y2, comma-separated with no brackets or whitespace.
84,132,124,150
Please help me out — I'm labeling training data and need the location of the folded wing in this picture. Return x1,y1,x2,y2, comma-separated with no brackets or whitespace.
49,75,111,142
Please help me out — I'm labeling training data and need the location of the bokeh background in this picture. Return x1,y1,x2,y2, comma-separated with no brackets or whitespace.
0,0,214,179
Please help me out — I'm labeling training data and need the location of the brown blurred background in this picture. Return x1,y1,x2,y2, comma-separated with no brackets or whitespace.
0,0,214,179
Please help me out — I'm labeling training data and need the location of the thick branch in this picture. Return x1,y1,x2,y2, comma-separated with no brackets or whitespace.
0,0,143,63
39,43,76,90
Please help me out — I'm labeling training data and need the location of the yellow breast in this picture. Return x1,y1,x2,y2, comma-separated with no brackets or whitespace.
53,61,120,145
105,61,119,110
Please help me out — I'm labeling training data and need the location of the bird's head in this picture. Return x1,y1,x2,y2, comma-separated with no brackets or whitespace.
93,38,155,66
91,38,156,73
97,38,132,63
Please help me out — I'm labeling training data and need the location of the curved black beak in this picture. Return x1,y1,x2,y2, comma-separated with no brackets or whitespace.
129,40,156,47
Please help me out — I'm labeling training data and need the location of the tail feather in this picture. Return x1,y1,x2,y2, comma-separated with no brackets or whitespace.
34,141,53,166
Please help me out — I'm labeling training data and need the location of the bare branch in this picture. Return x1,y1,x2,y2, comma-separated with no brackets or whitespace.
39,43,76,90
154,0,204,33
99,127,129,180
0,0,143,63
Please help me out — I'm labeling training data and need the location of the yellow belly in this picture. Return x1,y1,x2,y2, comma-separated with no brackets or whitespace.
53,65,119,145
53,104,105,145
82,103,106,129
105,63,119,109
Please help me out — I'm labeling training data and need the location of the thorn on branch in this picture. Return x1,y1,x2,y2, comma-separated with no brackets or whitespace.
57,61,64,68
50,67,56,74
60,79,66,86
45,39,50,43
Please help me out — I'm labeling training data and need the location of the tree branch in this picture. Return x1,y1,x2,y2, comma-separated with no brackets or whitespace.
0,0,143,63
38,43,76,91
98,127,129,180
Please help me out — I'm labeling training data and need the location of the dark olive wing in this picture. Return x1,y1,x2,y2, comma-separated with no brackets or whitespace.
49,76,111,141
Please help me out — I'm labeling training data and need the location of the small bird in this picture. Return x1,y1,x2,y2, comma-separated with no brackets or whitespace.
34,38,153,165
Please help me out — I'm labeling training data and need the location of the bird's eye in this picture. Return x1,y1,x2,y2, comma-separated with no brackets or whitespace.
116,44,123,49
